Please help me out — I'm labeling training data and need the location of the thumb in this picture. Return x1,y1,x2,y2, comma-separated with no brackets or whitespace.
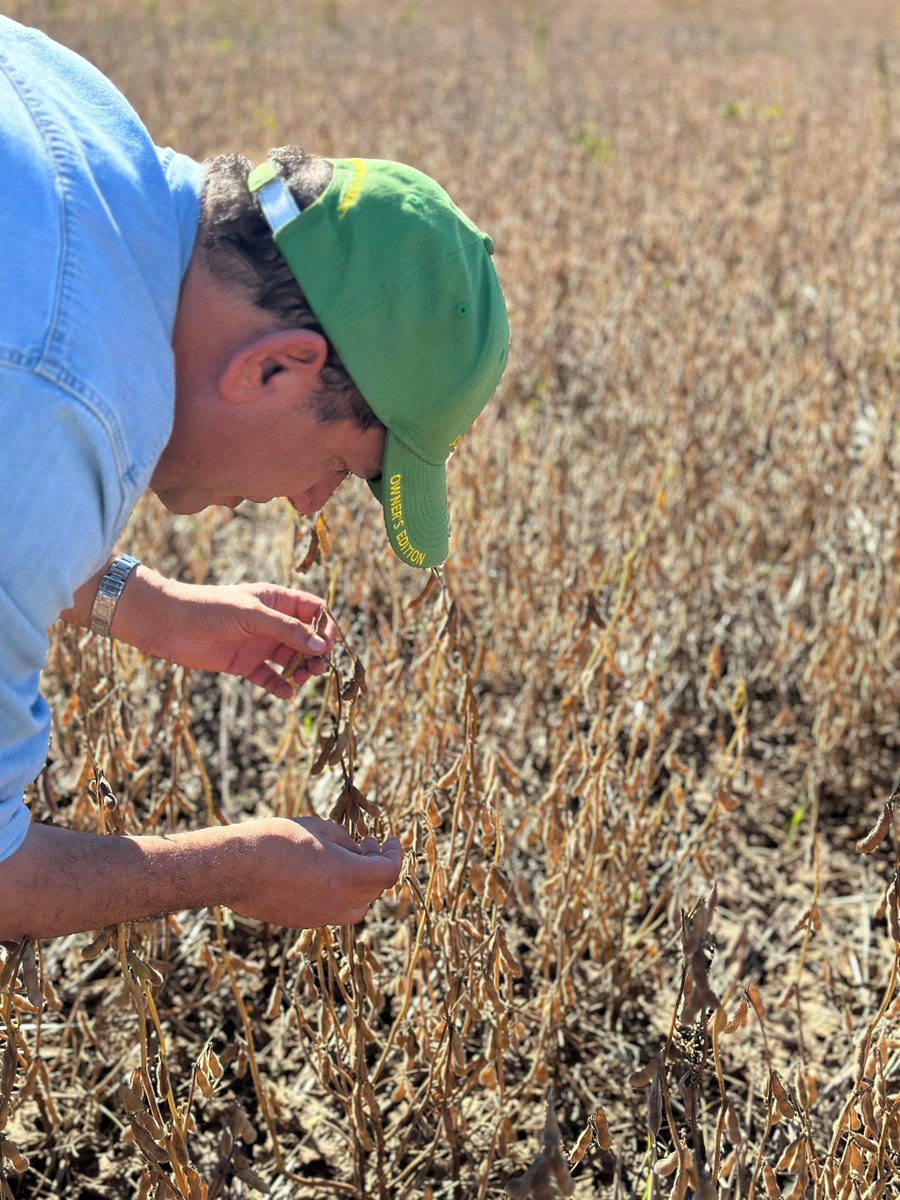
357,840,403,889
251,603,332,656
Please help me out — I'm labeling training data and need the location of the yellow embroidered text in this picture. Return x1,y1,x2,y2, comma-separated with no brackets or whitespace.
338,159,368,217
388,474,426,565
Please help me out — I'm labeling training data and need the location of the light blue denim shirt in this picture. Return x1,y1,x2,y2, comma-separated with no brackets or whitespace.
0,17,203,860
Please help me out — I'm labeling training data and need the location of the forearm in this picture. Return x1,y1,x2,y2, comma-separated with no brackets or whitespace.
59,557,170,645
0,820,243,941
0,815,402,941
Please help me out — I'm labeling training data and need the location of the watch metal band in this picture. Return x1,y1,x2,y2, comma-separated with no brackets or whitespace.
89,555,140,638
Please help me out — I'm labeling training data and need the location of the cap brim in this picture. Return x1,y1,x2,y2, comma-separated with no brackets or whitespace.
369,431,449,569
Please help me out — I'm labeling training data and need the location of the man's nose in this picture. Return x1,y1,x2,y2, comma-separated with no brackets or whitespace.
289,472,349,516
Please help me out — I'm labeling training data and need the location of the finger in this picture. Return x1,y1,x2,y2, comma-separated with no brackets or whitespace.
296,598,340,644
261,585,327,620
358,836,402,865
270,645,329,674
379,838,403,869
298,817,360,854
284,657,328,684
269,648,326,687
247,662,295,700
287,665,312,689
262,589,341,645
250,606,333,658
270,644,297,669
356,845,403,890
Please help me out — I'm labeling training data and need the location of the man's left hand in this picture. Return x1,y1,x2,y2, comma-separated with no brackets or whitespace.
66,565,339,698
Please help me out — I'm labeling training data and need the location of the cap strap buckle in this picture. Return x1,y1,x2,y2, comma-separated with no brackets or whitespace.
247,162,300,235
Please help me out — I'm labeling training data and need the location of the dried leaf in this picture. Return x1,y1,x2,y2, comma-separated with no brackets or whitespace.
629,1060,658,1088
406,571,439,611
235,1165,270,1193
776,1135,805,1172
315,512,331,555
0,944,23,993
129,1120,169,1164
294,524,320,573
769,1070,796,1120
856,800,893,854
341,657,368,703
20,942,42,1010
653,1148,679,1177
310,735,337,776
648,1072,663,1139
569,1123,593,1168
724,995,748,1035
0,1139,28,1174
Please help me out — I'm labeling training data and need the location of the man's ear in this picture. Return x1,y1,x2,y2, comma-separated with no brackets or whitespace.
219,328,329,404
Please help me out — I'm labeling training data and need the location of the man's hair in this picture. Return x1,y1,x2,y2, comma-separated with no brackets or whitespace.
199,147,382,430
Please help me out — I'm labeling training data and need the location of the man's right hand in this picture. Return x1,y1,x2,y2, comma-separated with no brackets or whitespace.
0,817,403,942
225,817,403,928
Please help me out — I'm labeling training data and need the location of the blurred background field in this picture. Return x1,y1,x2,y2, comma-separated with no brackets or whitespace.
1,0,898,1196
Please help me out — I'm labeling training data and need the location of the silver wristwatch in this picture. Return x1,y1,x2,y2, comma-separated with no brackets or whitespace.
89,554,141,638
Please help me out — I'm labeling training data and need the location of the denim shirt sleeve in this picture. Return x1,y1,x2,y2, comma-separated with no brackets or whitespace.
0,17,202,862
0,369,122,861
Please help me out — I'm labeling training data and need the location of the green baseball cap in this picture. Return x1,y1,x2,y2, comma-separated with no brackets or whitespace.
247,157,509,568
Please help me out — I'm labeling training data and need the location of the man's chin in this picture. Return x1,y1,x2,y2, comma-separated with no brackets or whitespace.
150,488,242,514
